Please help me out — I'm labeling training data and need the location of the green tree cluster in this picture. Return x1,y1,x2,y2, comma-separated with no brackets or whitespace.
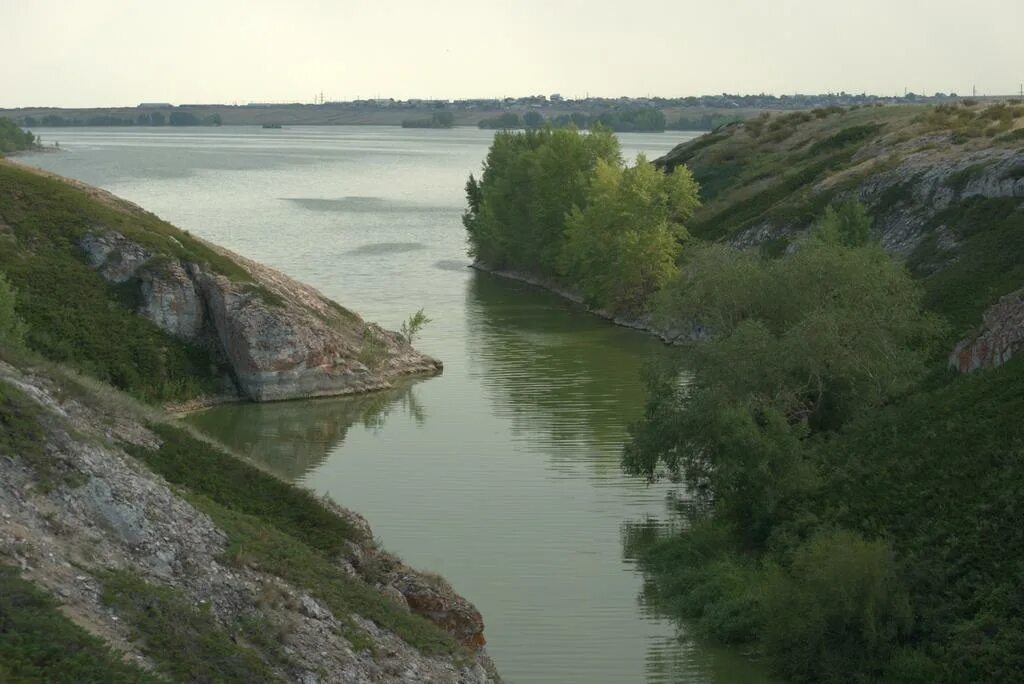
562,155,698,312
0,118,38,154
464,127,700,314
477,109,667,131
401,111,454,129
621,203,1024,680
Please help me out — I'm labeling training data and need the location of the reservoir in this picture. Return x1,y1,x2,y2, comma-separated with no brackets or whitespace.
22,126,770,683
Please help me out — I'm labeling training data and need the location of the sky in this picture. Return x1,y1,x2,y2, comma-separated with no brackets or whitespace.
1,0,1021,107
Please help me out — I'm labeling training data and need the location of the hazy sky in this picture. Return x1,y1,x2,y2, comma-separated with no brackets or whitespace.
2,0,1021,107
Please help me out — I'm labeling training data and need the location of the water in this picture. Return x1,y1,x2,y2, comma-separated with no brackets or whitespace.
21,126,770,683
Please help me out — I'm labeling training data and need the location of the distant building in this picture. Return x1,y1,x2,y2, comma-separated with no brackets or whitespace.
138,102,172,108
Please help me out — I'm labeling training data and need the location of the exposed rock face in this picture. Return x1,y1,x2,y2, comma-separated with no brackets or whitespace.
950,287,1024,372
138,261,207,342
722,147,1024,256
78,231,442,402
0,360,498,682
856,148,1024,258
389,571,487,650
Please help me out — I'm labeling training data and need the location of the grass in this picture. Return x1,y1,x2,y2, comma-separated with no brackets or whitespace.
128,423,367,555
0,162,230,403
124,421,466,658
945,162,988,194
100,570,279,682
210,501,464,657
0,565,160,683
0,378,86,492
805,123,884,155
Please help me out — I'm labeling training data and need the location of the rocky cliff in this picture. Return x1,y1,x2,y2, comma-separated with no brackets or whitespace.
78,229,441,403
0,159,440,405
0,358,498,682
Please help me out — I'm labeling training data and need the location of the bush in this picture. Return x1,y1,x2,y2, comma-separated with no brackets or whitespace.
0,565,159,683
761,530,911,682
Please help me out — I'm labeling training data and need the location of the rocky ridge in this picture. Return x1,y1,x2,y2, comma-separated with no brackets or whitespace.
78,228,441,404
0,359,497,682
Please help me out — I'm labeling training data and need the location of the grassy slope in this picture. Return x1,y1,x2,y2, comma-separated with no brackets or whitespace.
0,565,162,683
661,102,1024,333
0,161,250,402
0,357,466,680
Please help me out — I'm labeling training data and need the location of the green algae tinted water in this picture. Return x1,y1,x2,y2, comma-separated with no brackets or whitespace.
23,127,773,684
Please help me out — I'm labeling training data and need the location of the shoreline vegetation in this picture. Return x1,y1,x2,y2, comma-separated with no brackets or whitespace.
2,92,996,132
463,101,1024,682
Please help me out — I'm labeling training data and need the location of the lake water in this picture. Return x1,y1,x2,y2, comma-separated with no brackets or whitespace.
21,126,770,683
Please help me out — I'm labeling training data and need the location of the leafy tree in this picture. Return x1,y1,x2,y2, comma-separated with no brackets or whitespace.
0,118,37,154
817,198,872,247
463,125,620,273
626,207,944,538
523,111,544,129
561,155,699,313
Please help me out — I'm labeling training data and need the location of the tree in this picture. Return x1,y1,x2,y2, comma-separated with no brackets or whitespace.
463,125,620,273
523,111,544,129
560,154,699,313
625,206,944,541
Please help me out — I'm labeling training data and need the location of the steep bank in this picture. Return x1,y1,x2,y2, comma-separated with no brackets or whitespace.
657,102,1024,336
0,353,498,682
0,160,440,405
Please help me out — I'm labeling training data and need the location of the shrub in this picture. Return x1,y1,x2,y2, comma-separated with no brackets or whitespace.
0,565,159,682
761,530,912,681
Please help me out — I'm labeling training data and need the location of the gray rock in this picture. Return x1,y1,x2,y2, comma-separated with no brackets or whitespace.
79,231,442,403
950,287,1024,372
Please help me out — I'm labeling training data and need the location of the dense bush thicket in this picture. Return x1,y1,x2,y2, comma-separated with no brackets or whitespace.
464,126,699,314
0,117,37,154
625,205,1024,681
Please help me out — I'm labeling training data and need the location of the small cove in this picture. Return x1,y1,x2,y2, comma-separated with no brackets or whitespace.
23,125,772,684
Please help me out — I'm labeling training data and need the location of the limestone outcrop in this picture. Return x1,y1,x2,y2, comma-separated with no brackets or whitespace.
950,287,1024,372
78,231,441,402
